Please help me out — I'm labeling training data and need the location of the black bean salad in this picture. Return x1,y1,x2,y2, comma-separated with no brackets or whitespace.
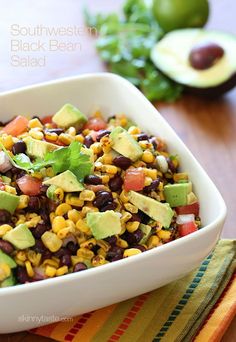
0,104,201,287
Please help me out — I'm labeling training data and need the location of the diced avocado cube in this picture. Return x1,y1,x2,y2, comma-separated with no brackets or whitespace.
0,190,20,214
128,191,173,228
187,192,198,205
164,182,192,207
3,224,35,250
1,272,16,287
0,250,17,268
43,170,84,192
139,224,152,244
86,210,122,240
110,126,143,162
52,103,87,129
1,176,11,184
24,137,59,159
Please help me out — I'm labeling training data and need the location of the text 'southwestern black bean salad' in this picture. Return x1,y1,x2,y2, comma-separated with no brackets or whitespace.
0,104,201,287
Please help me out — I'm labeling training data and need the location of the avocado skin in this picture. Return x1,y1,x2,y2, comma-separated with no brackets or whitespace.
184,73,236,97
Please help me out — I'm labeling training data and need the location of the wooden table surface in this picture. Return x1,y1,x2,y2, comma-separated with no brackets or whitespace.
0,0,235,341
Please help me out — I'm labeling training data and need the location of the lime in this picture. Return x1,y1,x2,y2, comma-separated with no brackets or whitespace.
153,0,209,33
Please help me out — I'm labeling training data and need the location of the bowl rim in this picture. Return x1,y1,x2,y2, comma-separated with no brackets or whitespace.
0,72,227,295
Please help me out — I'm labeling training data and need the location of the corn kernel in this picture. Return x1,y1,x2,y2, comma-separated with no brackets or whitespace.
97,248,106,257
102,153,113,164
82,128,90,136
71,255,84,266
52,216,67,233
96,240,110,252
25,260,34,278
65,219,76,230
4,185,17,195
92,255,107,267
77,247,94,260
138,140,153,150
147,235,161,249
76,219,91,234
31,172,43,180
120,190,129,203
124,203,138,214
123,248,142,258
75,134,84,143
101,165,117,175
57,227,72,239
117,238,128,249
120,116,127,127
15,214,26,226
27,250,41,267
68,209,81,223
142,150,154,163
45,132,58,142
16,251,27,262
67,126,76,136
56,266,69,276
41,231,63,252
54,187,64,202
101,174,110,184
126,221,140,233
55,203,72,216
80,238,97,249
0,135,14,150
81,206,98,216
25,216,41,228
144,168,158,180
0,263,11,281
50,212,56,224
65,194,84,207
0,224,12,237
157,230,171,241
173,172,189,183
29,129,44,140
58,133,74,145
46,167,54,178
79,190,95,202
144,177,153,187
128,126,141,135
45,265,57,277
28,118,43,129
121,211,132,224
43,258,59,268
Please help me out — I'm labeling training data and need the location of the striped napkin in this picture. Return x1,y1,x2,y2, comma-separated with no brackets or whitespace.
31,239,236,342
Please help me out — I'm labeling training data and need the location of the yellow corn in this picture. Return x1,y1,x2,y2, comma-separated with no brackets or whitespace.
147,235,161,249
138,140,153,150
97,248,106,258
92,255,107,267
54,187,64,202
121,211,132,224
28,118,43,129
157,230,171,241
102,153,113,164
14,258,25,267
25,216,41,228
173,172,189,183
79,190,95,201
16,251,27,262
76,219,91,234
4,185,17,195
71,255,84,267
101,174,110,184
25,260,34,278
142,150,154,163
81,206,98,216
29,129,44,140
119,116,127,127
144,177,153,187
100,136,112,153
65,194,84,207
97,240,110,252
15,214,26,225
117,238,128,249
58,133,74,145
56,266,69,276
90,142,102,154
50,212,56,224
44,132,58,142
57,227,71,239
80,238,97,249
65,219,76,230
17,194,30,210
45,167,54,178
124,203,138,214
68,209,81,223
55,203,72,216
75,134,84,143
77,248,94,260
0,224,12,237
101,165,118,175
31,172,43,180
144,168,158,180
45,265,57,277
52,216,67,233
43,258,59,268
67,126,76,136
76,232,87,245
126,221,140,233
0,135,14,150
41,231,62,252
120,190,129,203
82,128,90,136
27,250,42,267
128,126,141,135
123,248,142,258
0,263,11,281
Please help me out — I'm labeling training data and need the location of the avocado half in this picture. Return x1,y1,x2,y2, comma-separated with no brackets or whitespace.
151,29,236,97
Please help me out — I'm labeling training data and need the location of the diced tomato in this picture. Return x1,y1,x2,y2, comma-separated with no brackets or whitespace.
175,202,200,216
178,222,198,237
16,175,42,196
41,115,53,124
84,118,107,131
2,116,28,137
124,169,145,191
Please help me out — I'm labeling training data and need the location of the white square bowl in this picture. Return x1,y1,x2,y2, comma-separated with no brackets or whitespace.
0,73,226,333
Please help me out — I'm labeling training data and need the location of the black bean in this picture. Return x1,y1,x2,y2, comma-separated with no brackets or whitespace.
131,245,146,252
167,158,176,173
33,240,48,254
113,156,132,170
104,235,117,245
60,254,72,267
16,266,31,284
143,178,160,194
137,133,149,141
106,246,124,262
138,210,150,224
84,135,94,148
67,241,78,254
0,209,11,224
150,137,158,150
100,201,117,212
0,240,14,254
73,262,87,272
96,130,111,141
28,197,41,212
12,141,26,155
108,175,123,192
93,191,113,209
32,223,49,239
45,128,64,135
121,228,143,245
84,175,102,185
128,213,142,223
54,247,71,258
40,184,49,195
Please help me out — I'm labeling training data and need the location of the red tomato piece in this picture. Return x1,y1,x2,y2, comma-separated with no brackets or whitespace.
175,202,200,216
2,116,28,137
84,118,107,131
17,175,42,196
124,169,145,191
178,222,198,237
41,115,53,124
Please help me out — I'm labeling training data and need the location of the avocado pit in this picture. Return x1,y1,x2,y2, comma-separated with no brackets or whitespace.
189,42,225,70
